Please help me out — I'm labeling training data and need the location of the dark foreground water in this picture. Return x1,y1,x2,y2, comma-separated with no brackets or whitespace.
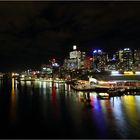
0,79,140,138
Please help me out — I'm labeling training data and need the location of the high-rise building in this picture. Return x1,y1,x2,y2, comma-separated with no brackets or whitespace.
122,48,133,70
92,49,108,71
64,45,87,70
134,49,140,70
118,50,123,62
115,48,134,71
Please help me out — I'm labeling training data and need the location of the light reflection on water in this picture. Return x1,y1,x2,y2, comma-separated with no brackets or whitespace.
0,79,140,138
10,79,17,124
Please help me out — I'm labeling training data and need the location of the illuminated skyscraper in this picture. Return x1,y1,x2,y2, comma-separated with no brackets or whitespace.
134,49,140,70
122,48,133,70
92,49,108,71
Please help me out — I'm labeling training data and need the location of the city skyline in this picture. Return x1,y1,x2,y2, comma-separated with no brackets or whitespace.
1,1,140,71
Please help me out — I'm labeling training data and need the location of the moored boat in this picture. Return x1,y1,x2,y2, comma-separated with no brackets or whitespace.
97,92,110,99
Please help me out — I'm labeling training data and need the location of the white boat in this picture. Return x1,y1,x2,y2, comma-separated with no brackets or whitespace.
97,92,110,99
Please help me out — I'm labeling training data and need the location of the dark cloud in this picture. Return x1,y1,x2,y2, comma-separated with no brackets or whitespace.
0,1,140,71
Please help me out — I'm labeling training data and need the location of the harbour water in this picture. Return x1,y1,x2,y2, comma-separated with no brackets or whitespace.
0,79,140,138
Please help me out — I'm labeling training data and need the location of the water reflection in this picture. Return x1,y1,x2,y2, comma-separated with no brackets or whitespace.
91,96,109,138
121,96,140,138
51,82,60,120
1,80,140,138
10,78,17,123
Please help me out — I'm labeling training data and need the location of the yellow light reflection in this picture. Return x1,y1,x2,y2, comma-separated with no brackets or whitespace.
122,96,139,120
10,78,17,123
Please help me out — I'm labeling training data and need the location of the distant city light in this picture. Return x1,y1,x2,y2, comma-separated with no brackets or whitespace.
124,48,130,51
73,45,77,50
135,71,140,75
43,67,46,70
112,58,116,61
12,72,19,76
21,75,25,78
124,71,134,75
111,70,119,76
93,50,97,53
15,73,19,76
52,58,56,61
52,63,59,67
93,49,102,54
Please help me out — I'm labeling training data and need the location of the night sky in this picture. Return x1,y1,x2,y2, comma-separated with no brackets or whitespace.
1,1,140,72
